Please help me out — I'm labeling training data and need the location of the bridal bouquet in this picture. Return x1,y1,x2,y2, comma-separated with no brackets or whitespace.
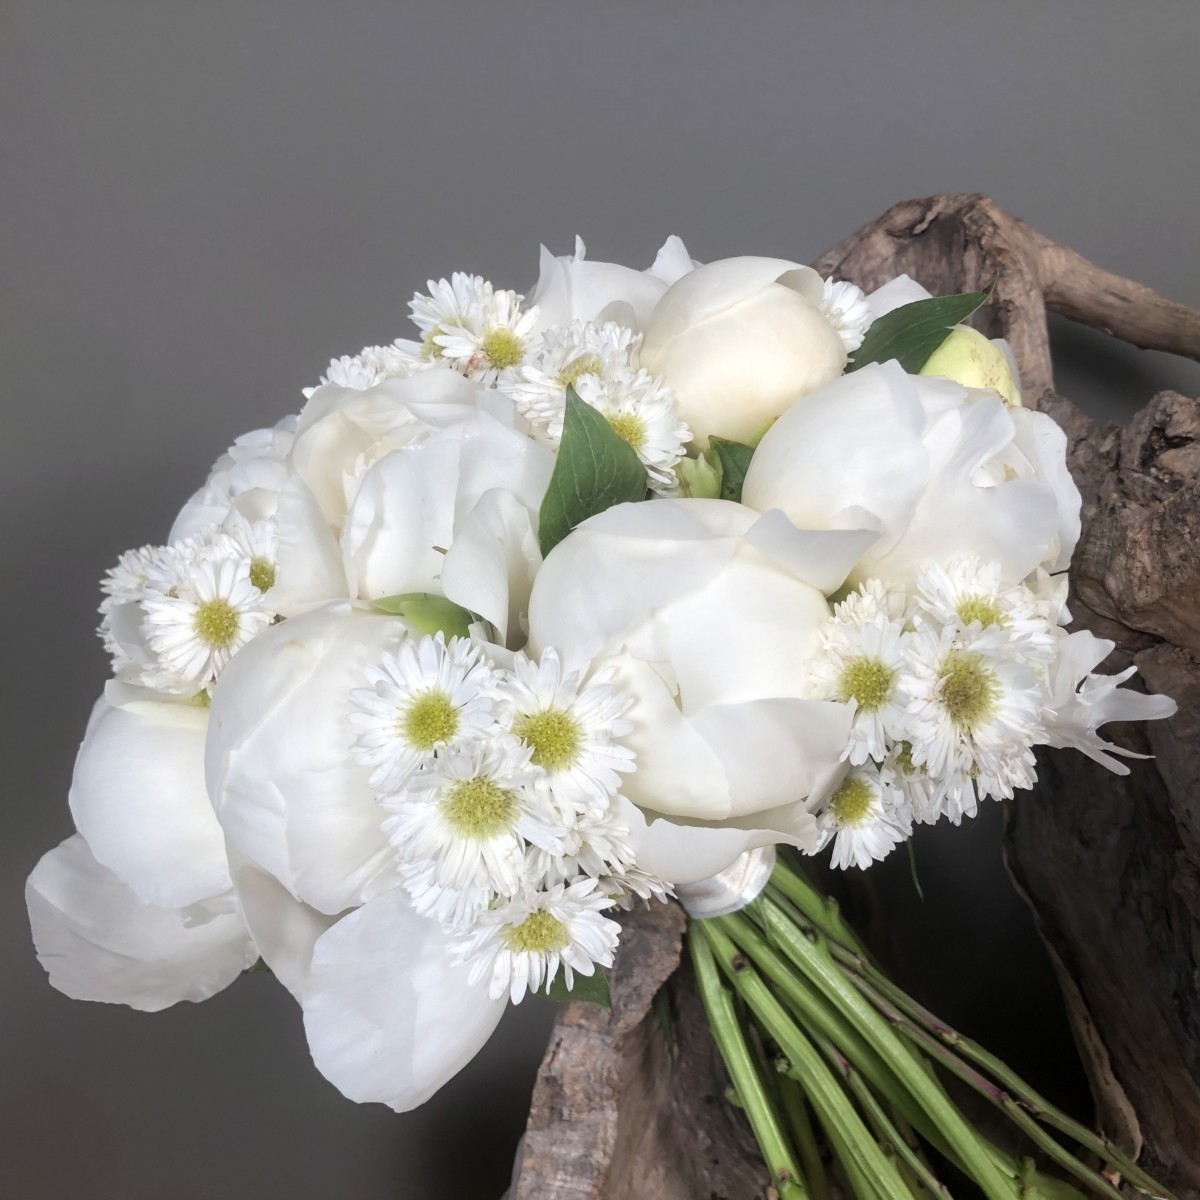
28,236,1177,1196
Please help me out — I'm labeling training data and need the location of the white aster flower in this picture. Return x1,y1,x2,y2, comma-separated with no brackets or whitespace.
497,648,636,810
316,344,415,392
913,557,1056,661
1037,628,1177,773
524,794,636,890
815,764,911,870
450,878,620,1003
807,613,909,765
882,741,977,826
573,369,690,493
832,578,909,627
348,634,501,792
820,278,874,353
901,623,1042,801
141,555,272,694
380,740,560,897
501,319,639,433
215,516,280,597
408,273,539,383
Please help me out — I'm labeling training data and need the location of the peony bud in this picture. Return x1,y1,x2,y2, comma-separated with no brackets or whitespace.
640,258,847,450
920,325,1022,407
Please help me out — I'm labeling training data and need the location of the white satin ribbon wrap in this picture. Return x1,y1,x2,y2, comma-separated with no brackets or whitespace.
674,846,777,919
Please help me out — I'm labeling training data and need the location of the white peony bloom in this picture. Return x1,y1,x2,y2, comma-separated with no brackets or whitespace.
170,415,297,543
526,498,879,883
639,257,847,449
206,603,412,915
1038,629,1177,772
27,683,256,1011
529,235,695,333
742,361,1080,588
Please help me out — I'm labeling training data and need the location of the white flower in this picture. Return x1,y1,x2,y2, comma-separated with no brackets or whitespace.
807,613,909,765
1038,629,1177,772
501,319,639,434
527,499,875,884
141,554,272,695
26,683,255,1012
380,740,560,898
820,278,873,353
901,623,1042,801
408,274,539,384
640,257,847,449
316,344,416,392
831,579,909,627
743,361,1080,588
913,557,1056,661
99,542,186,671
348,634,501,792
217,515,281,597
814,764,911,870
497,646,635,810
573,369,690,493
450,878,620,1003
529,235,694,332
881,741,977,827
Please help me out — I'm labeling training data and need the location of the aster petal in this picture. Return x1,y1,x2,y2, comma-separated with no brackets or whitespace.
68,686,229,910
27,834,255,1012
300,887,507,1111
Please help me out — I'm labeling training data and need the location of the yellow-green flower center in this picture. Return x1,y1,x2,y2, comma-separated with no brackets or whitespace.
401,690,459,750
441,776,517,838
193,598,240,648
559,354,602,388
249,557,277,593
892,741,918,775
482,327,524,370
513,708,582,772
607,411,647,452
938,652,1000,732
956,594,1005,628
421,328,445,360
839,657,896,712
503,909,569,954
828,777,874,828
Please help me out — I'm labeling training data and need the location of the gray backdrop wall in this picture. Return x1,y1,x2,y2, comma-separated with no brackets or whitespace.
4,3,1198,1197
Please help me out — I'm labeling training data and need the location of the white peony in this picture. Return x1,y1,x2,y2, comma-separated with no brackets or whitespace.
741,361,1081,587
525,498,878,884
26,682,256,1011
639,257,847,449
530,235,695,333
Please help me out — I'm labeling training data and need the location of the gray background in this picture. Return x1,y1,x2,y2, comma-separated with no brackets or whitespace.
4,3,1198,1197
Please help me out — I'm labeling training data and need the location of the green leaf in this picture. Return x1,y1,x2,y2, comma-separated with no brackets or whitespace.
543,966,612,1009
848,282,995,374
371,592,475,638
709,437,755,503
537,388,648,557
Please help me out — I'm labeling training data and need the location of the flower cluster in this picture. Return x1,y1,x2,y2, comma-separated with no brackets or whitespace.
347,635,657,1002
27,233,1176,1117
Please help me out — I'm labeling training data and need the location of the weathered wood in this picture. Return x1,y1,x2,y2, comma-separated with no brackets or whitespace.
510,194,1200,1200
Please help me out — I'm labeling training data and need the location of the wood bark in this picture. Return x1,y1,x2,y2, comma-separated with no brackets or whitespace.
509,194,1200,1200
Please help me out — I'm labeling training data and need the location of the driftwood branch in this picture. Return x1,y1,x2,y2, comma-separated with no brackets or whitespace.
510,194,1200,1200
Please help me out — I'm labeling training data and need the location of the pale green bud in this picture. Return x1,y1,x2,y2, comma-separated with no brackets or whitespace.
675,452,723,499
920,325,1021,407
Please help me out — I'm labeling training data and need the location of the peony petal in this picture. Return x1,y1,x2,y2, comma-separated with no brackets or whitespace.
1008,407,1082,571
206,603,405,914
529,239,671,331
269,475,349,616
649,235,698,285
301,888,507,1111
440,488,542,647
68,688,229,910
27,834,255,1012
865,274,933,320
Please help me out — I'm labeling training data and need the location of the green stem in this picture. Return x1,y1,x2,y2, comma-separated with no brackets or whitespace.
820,1038,951,1200
687,925,808,1199
778,1070,833,1200
758,896,1017,1200
834,952,1169,1198
699,921,915,1198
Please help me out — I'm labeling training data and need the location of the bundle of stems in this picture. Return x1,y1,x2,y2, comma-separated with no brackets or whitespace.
689,856,1173,1200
